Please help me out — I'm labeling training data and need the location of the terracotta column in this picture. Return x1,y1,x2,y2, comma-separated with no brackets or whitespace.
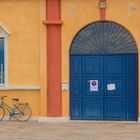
99,0,107,21
43,0,63,117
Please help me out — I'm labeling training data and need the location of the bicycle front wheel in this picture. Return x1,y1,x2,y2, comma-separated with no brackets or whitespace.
0,106,5,121
14,104,32,122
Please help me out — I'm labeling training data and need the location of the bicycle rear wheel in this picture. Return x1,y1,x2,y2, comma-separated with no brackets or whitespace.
14,103,32,122
0,106,5,121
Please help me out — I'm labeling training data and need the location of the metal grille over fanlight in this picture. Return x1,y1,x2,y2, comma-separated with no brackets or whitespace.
70,21,137,54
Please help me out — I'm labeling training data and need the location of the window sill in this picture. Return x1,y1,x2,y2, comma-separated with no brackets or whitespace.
0,86,40,90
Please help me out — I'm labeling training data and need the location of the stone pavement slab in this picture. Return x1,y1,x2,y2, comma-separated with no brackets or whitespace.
0,121,140,140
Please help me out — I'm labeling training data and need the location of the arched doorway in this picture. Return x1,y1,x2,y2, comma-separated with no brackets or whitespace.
70,21,138,120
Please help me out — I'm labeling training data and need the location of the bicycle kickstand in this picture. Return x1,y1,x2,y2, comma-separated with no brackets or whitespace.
9,114,13,120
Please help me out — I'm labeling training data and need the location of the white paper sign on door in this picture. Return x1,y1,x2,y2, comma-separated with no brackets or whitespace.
89,80,98,91
107,83,116,91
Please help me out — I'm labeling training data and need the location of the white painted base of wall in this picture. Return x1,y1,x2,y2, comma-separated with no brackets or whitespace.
0,86,40,90
38,117,70,122
1,116,39,121
2,116,139,123
138,118,140,123
1,116,70,122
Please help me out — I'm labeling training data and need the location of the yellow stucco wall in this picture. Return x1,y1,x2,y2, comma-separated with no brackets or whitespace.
0,0,43,116
61,0,140,117
62,0,100,116
0,91,40,116
0,0,140,118
0,0,40,86
40,0,47,116
107,0,140,118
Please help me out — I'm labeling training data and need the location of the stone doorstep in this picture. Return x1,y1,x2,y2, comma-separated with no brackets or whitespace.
1,116,139,123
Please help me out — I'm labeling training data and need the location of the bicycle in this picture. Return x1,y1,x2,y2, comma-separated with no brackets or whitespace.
0,96,32,121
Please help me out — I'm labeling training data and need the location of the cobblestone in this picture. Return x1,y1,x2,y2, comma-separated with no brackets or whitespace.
0,121,140,140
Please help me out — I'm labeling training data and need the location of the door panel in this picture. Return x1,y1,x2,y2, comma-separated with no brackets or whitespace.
104,56,126,120
83,56,103,76
71,100,81,119
70,56,82,119
126,78,137,96
83,77,103,97
104,99,125,120
126,97,138,120
105,77,124,97
105,56,125,75
83,99,103,119
126,55,138,76
125,55,138,120
82,56,103,119
82,77,103,119
71,56,81,76
71,77,81,98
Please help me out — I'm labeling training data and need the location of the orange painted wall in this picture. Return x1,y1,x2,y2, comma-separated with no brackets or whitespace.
62,0,100,117
61,0,140,117
0,0,44,116
0,0,140,118
0,91,40,116
0,0,40,86
107,0,140,119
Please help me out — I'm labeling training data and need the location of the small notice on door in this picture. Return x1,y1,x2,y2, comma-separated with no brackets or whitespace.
107,83,116,91
89,80,98,91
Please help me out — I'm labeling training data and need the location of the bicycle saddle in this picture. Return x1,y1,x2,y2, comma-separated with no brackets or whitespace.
12,98,19,101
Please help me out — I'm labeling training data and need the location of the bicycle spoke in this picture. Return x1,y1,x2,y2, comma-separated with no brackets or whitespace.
14,104,32,121
0,106,5,121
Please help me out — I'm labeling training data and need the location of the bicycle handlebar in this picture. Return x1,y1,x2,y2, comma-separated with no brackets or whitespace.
1,96,7,100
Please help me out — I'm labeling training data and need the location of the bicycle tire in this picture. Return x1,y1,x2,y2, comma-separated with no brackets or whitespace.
0,106,5,121
14,104,32,122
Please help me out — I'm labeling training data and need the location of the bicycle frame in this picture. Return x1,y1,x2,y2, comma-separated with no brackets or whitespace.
0,101,23,116
0,96,32,121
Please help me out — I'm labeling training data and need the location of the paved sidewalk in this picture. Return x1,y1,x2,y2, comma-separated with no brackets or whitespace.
0,121,140,140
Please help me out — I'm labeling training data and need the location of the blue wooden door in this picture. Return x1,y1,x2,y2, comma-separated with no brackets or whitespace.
82,56,104,119
104,56,125,120
70,54,138,120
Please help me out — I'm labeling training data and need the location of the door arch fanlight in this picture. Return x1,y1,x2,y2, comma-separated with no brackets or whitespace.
70,21,138,54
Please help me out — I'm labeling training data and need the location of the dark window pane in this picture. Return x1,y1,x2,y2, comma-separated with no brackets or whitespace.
0,38,4,83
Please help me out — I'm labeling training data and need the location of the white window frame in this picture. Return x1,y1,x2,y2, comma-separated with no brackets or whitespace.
0,23,10,87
